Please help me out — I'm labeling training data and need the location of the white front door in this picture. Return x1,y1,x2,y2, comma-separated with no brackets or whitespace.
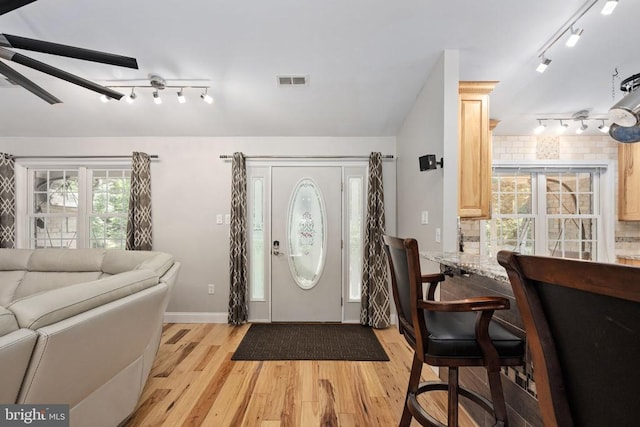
271,166,342,322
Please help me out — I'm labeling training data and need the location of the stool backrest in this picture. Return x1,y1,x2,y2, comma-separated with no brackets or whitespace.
498,251,640,427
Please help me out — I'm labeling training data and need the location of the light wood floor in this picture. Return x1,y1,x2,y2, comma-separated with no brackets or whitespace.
124,323,478,427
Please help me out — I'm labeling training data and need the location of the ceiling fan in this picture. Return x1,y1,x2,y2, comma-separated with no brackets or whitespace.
0,0,138,104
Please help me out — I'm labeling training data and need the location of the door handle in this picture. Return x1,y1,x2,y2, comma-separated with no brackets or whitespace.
272,240,283,256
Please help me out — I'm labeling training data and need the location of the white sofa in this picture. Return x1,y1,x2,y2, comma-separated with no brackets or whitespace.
0,248,180,427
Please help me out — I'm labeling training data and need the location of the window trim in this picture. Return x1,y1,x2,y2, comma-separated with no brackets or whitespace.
482,160,615,263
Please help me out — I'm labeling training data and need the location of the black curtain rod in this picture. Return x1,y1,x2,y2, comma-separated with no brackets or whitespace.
219,154,394,159
10,155,159,159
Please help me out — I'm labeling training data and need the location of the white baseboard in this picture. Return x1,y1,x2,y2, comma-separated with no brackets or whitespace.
164,312,228,323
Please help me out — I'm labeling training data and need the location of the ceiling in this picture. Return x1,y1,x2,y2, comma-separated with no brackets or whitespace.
0,0,638,138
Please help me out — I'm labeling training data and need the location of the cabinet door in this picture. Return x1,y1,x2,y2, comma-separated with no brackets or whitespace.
458,82,496,219
618,143,640,221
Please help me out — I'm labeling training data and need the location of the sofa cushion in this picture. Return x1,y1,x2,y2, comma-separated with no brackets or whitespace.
0,271,26,306
0,306,19,336
0,249,33,271
8,269,160,330
27,248,105,272
102,250,174,277
14,272,103,301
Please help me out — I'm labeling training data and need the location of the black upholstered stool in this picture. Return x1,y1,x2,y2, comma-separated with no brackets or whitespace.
383,236,524,427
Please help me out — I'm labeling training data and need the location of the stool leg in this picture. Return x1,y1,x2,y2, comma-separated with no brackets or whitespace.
448,367,459,427
400,353,423,427
487,368,507,427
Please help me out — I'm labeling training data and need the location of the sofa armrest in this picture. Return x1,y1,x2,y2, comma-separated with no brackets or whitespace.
7,269,159,330
0,329,37,403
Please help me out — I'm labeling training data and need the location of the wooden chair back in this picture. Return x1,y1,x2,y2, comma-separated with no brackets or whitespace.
498,251,640,427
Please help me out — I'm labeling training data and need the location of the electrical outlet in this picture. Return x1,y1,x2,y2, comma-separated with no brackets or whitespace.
208,284,215,294
224,214,231,224
435,227,441,243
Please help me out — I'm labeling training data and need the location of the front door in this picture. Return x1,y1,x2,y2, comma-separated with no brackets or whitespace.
271,166,342,322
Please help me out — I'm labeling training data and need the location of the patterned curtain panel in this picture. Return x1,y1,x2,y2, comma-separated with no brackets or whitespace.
0,154,16,248
360,152,390,328
126,152,153,251
228,152,248,325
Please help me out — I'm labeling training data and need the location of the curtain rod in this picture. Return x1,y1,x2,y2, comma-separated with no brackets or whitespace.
219,154,394,159
11,155,159,159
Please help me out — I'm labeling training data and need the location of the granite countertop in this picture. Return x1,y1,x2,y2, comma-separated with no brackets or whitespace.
421,251,509,283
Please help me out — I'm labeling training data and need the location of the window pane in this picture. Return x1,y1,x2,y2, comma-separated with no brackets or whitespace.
287,179,326,290
32,216,77,248
348,177,363,300
250,177,265,300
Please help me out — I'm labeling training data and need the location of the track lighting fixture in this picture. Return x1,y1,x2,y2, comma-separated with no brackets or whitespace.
126,88,136,104
601,0,618,15
536,57,551,73
536,0,616,73
177,89,186,104
533,115,611,135
100,94,110,103
565,26,583,47
99,75,211,105
201,88,213,104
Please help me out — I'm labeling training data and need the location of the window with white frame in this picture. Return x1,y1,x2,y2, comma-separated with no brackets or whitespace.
483,166,606,261
25,166,130,249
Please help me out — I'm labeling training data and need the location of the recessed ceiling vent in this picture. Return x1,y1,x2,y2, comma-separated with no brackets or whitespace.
277,75,308,86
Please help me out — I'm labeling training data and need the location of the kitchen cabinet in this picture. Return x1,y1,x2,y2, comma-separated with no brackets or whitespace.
458,81,497,219
618,143,640,220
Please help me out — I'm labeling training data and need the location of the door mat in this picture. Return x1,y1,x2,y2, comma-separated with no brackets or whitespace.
231,323,389,361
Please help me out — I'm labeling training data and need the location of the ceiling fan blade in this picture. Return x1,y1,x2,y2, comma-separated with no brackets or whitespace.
0,0,37,16
0,59,61,104
0,47,124,100
0,34,138,69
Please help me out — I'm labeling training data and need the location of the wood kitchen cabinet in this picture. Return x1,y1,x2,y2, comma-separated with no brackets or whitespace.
618,143,640,220
458,81,497,219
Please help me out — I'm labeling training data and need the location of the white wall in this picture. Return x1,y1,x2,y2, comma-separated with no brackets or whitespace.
395,49,459,265
0,136,395,318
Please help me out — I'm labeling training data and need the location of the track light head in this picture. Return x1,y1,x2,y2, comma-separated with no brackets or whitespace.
201,88,213,104
598,120,610,133
100,94,111,103
126,88,136,104
557,120,569,134
177,89,186,104
601,0,618,15
534,119,546,135
576,121,588,134
566,27,583,47
153,90,162,105
536,57,551,73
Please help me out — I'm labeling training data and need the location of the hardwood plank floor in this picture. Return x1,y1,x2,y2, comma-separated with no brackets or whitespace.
124,323,479,427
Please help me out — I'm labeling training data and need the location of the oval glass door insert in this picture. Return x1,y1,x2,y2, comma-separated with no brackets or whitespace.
287,178,327,289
